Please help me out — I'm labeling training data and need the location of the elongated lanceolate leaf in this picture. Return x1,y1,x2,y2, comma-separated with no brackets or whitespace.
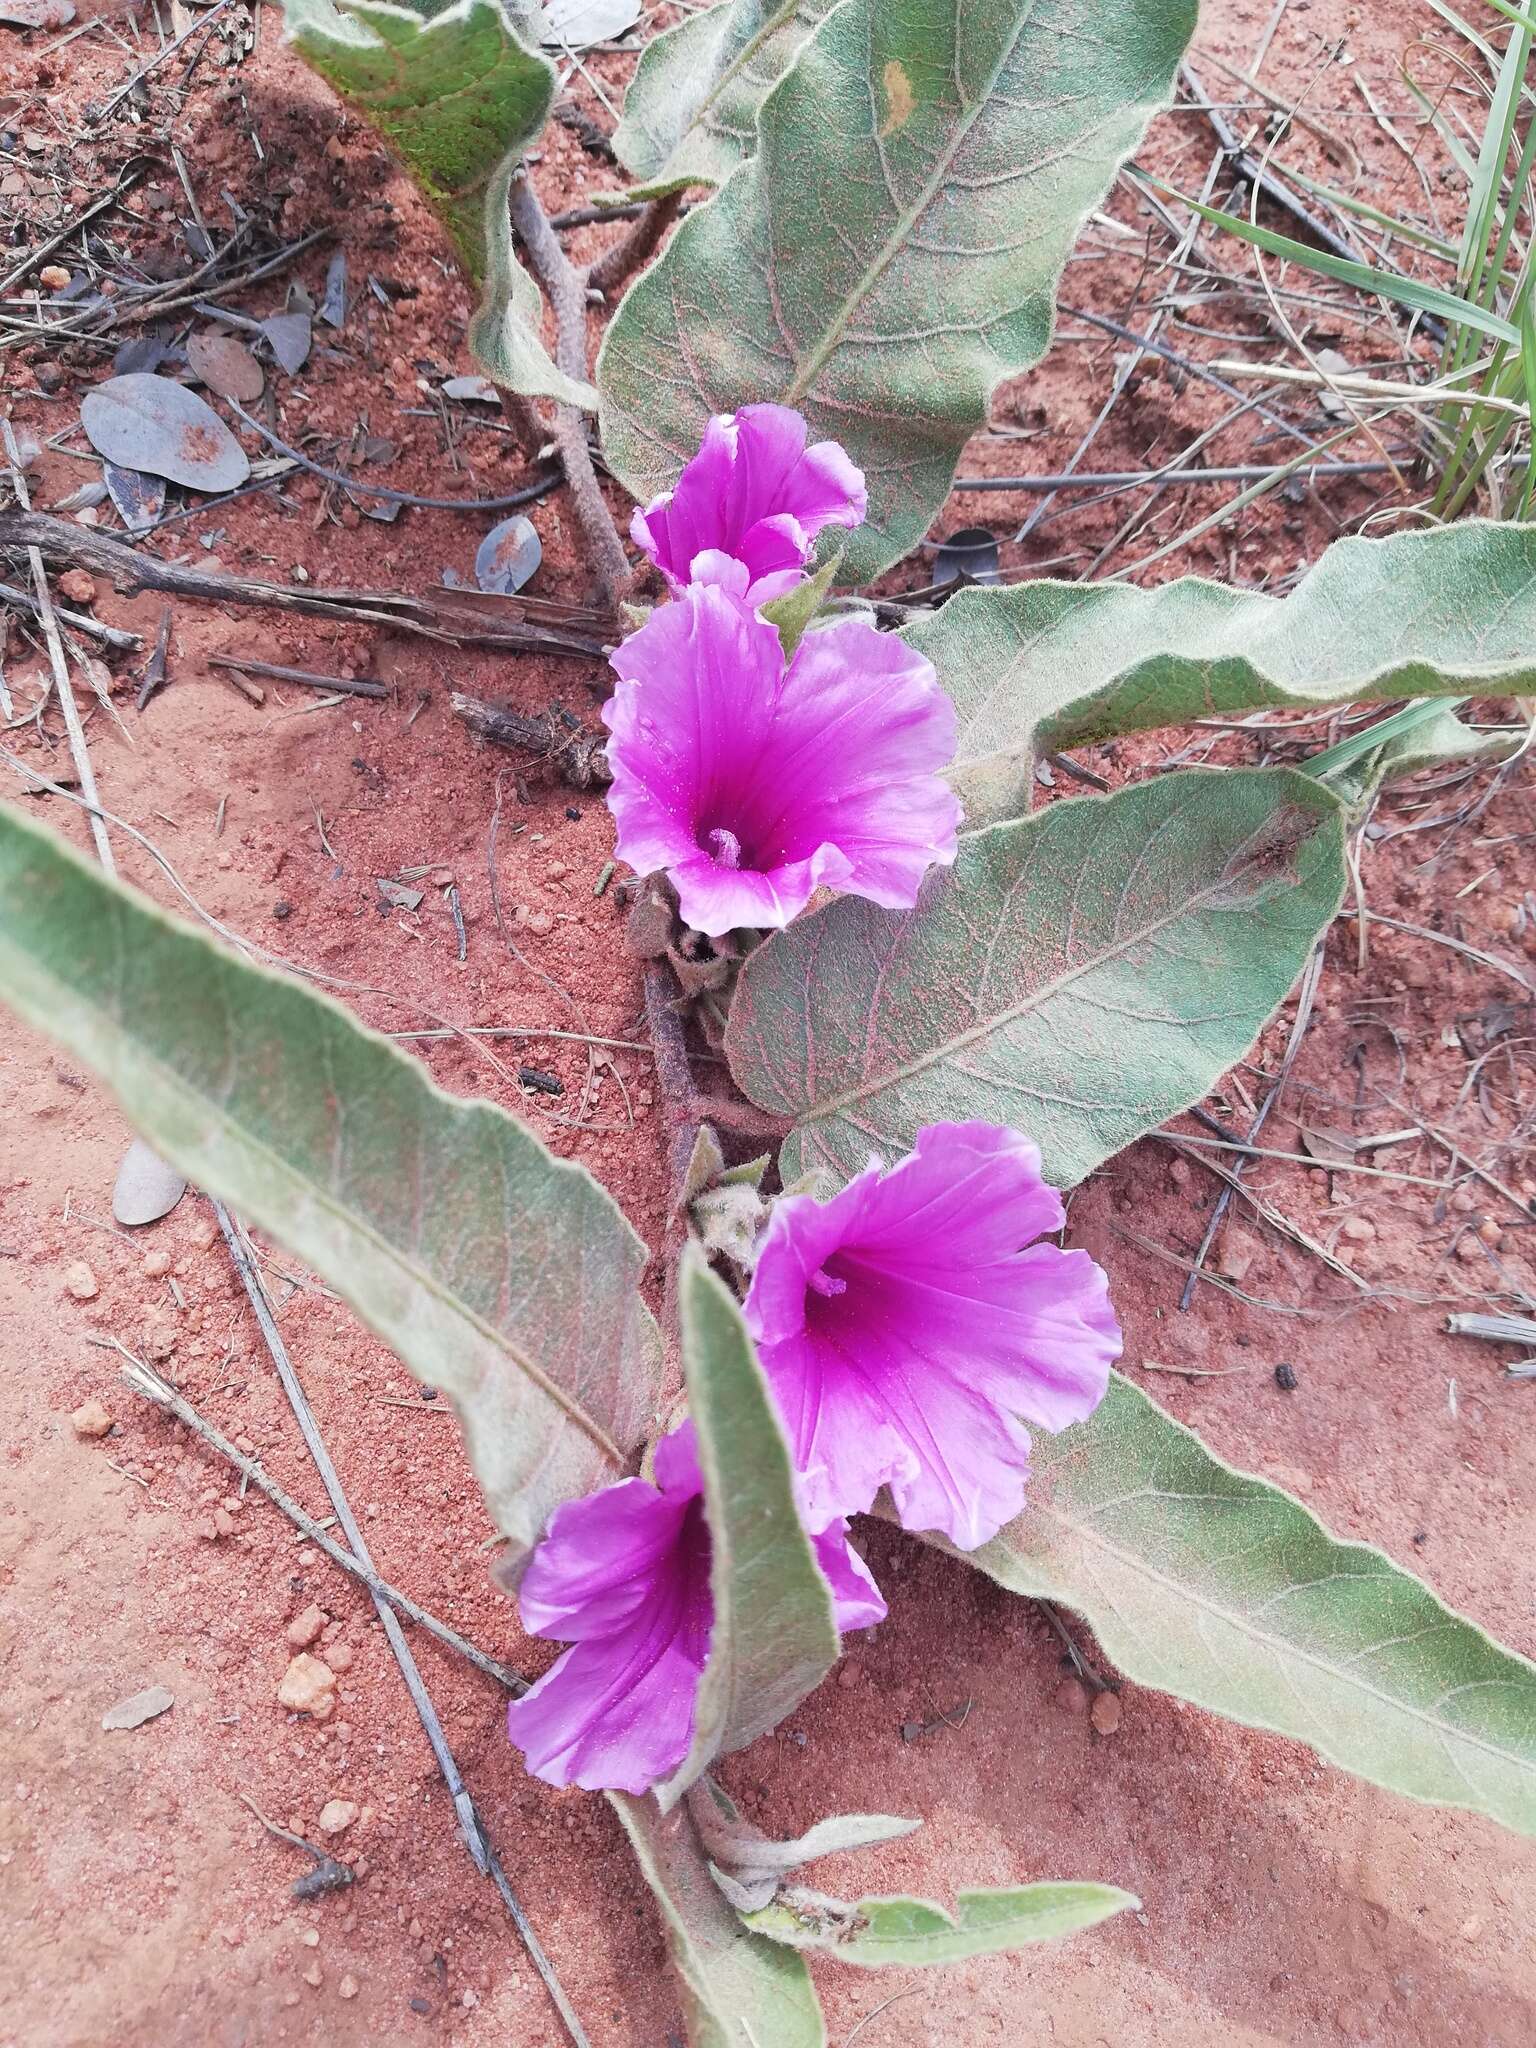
725,768,1346,1191
612,0,836,196
658,1247,840,1808
599,0,1197,583
962,1373,1536,1838
610,1793,826,2048
745,1879,1137,1965
283,0,595,408
0,808,659,1553
902,519,1536,828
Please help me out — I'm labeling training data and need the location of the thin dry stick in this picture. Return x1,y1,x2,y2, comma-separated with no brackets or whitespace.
507,170,630,603
118,1353,526,1696
2,422,114,871
212,1202,589,2048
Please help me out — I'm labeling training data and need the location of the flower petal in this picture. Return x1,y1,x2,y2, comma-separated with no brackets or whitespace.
745,1122,1121,1549
518,1477,688,1643
506,1596,706,1793
814,1521,888,1632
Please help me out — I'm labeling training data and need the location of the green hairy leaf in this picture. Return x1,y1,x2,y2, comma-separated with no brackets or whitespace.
902,520,1536,828
964,1374,1536,1838
612,0,836,196
692,1777,918,1912
725,768,1346,1191
610,1793,826,2048
0,808,659,1553
283,0,595,407
599,0,1197,583
658,1248,840,1808
745,1879,1137,1965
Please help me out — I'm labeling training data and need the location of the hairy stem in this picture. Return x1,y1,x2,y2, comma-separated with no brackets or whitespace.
587,193,683,299
507,170,631,605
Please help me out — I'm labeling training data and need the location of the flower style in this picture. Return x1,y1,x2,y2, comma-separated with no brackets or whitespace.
743,1123,1122,1552
505,1422,886,1795
602,574,960,937
631,404,866,607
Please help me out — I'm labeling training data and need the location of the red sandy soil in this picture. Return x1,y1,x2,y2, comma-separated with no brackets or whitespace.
2,1,1535,2044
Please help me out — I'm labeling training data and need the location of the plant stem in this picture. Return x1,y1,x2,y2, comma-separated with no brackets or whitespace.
507,171,631,605
587,194,684,299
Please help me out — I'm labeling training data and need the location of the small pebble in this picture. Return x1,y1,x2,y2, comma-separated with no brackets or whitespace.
338,1974,359,2000
71,1398,113,1438
212,1507,236,1539
58,569,96,607
286,1604,327,1651
1274,1363,1298,1393
39,264,71,291
302,1961,322,1988
318,1799,357,1835
1055,1677,1089,1717
64,1261,99,1301
1090,1690,1123,1736
277,1653,337,1717
525,910,554,936
300,1927,321,1948
1339,1214,1375,1243
326,1642,354,1674
142,1250,172,1278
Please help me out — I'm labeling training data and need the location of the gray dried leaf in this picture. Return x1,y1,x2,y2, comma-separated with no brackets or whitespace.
475,513,541,595
112,1136,187,1225
103,463,166,534
375,878,424,912
262,311,312,375
80,375,249,493
934,526,1001,588
113,334,175,377
442,374,500,404
187,328,265,403
102,1684,174,1730
320,249,347,330
540,0,640,49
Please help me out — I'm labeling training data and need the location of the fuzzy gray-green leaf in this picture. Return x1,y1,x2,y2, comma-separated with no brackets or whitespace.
725,768,1346,1192
610,1793,825,2048
658,1247,839,1808
599,0,1197,582
612,0,836,196
283,0,593,407
745,1879,1137,1965
963,1373,1536,1838
0,807,658,1554
903,520,1536,828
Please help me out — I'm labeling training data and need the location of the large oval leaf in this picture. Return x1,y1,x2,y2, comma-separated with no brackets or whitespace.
961,1373,1536,1837
0,807,659,1553
658,1247,840,1810
903,518,1536,828
599,0,1197,583
610,1793,826,2048
80,375,250,493
726,768,1346,1191
283,0,595,408
612,0,835,196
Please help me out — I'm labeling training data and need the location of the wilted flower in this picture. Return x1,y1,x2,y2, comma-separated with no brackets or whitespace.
744,1122,1121,1552
631,404,866,606
506,1422,885,1795
602,575,960,937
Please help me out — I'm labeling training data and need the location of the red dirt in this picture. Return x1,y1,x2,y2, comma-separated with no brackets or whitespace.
2,1,1535,2045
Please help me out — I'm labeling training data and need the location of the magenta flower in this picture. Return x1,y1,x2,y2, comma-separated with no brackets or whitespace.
602,577,960,937
744,1123,1122,1552
506,1422,885,1795
631,404,866,606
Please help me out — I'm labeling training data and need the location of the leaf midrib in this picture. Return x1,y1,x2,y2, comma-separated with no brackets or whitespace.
780,1,1042,406
0,935,627,1465
1034,1490,1536,1794
792,803,1325,1129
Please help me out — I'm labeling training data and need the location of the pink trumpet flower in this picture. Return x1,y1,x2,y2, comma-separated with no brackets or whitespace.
631,404,866,606
602,574,960,937
744,1123,1122,1552
506,1423,885,1795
